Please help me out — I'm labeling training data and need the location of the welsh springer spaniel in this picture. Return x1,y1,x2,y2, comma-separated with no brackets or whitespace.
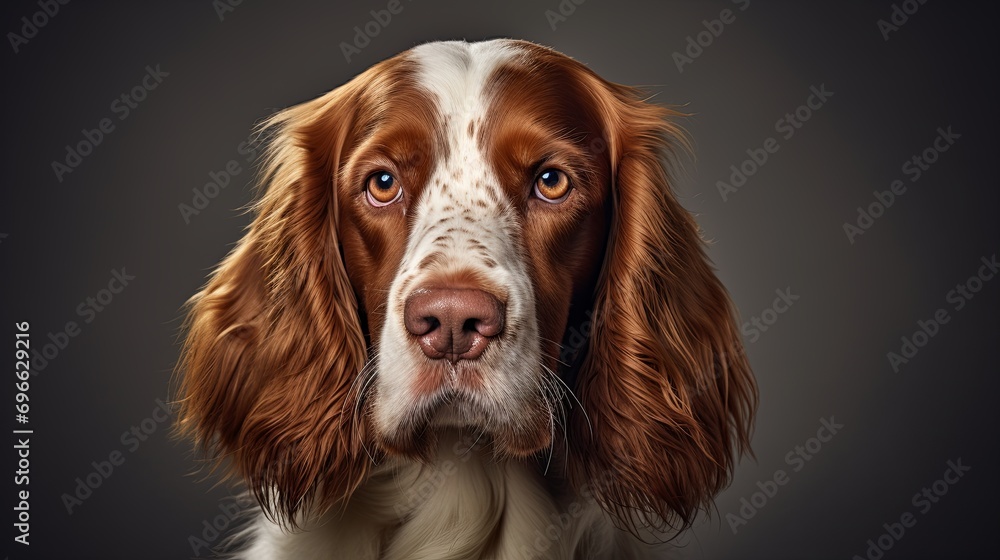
177,39,757,559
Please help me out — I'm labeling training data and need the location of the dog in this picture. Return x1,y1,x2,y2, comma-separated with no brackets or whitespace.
176,39,757,559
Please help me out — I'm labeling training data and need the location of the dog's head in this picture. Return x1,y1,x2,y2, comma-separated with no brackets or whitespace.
177,39,756,534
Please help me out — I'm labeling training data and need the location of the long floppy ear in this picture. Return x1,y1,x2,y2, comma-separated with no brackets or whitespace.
570,85,757,535
174,86,370,526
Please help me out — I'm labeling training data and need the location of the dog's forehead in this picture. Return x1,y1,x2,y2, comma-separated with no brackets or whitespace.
408,40,525,121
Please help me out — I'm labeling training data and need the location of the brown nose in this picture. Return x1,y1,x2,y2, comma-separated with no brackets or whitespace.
404,288,505,362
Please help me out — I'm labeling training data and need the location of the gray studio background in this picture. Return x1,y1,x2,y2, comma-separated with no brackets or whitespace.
3,1,997,558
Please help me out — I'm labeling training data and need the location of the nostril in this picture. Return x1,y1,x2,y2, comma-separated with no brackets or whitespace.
405,314,439,337
403,287,505,361
471,316,503,338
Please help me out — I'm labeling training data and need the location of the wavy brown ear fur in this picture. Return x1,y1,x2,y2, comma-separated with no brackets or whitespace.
174,86,370,527
570,82,757,536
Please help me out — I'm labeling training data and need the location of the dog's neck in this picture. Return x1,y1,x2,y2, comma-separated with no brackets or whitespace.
240,431,637,560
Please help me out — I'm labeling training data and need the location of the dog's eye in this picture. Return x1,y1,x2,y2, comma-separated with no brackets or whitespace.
534,169,571,203
366,172,402,206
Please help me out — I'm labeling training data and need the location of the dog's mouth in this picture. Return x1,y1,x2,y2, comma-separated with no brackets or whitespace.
372,378,554,460
410,359,490,398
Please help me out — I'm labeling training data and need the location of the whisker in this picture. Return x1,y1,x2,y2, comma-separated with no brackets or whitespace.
537,336,566,351
350,352,381,465
537,337,575,369
456,428,487,459
543,397,556,475
541,361,592,440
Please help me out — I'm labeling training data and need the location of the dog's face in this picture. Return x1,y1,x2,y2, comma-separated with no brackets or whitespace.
335,42,611,457
178,39,756,534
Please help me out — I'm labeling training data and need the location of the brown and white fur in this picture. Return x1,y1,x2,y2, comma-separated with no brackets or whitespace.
176,39,757,560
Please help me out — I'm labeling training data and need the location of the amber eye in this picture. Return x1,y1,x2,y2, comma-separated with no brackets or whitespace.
366,172,402,206
534,169,571,202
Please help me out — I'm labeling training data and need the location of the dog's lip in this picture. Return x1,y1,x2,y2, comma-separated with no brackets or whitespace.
410,359,488,399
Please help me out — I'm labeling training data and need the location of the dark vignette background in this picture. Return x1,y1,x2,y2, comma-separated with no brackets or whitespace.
2,1,997,559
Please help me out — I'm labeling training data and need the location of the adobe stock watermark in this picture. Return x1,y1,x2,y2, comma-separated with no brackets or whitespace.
877,0,930,41
352,433,620,560
7,0,71,54
29,267,136,375
61,398,173,514
842,126,959,244
340,0,415,63
886,252,996,372
391,434,483,519
519,469,619,558
543,0,586,31
213,0,244,22
717,84,834,202
188,496,245,556
50,64,169,183
558,299,621,365
179,131,262,224
727,416,844,534
741,287,799,344
851,458,969,560
672,0,750,73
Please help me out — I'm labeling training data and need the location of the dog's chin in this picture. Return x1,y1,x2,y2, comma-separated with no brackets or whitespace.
374,395,553,460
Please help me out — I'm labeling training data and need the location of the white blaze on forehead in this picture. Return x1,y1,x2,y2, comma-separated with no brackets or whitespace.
409,39,523,130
